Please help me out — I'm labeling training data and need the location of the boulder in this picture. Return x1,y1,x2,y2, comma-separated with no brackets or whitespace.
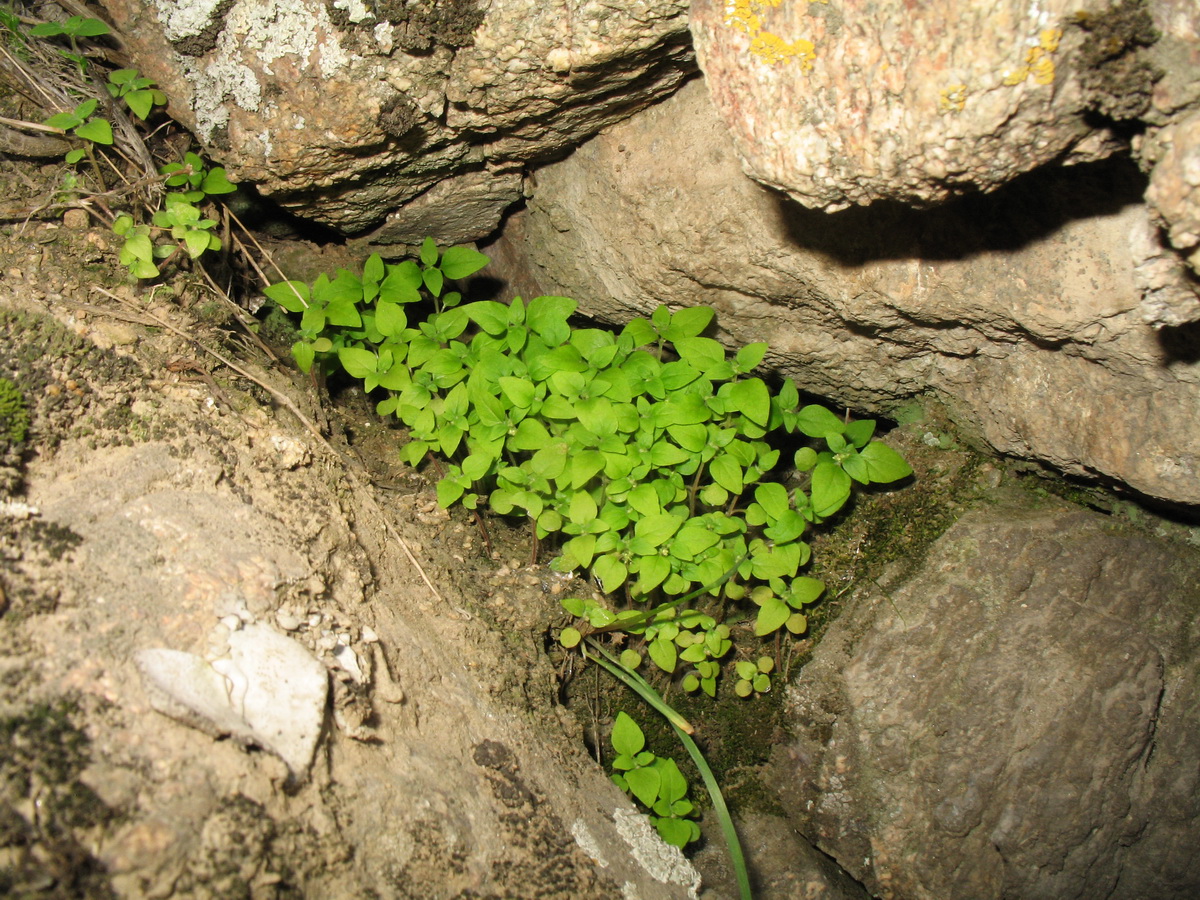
505,77,1200,508
769,491,1200,899
687,0,1151,211
688,0,1200,306
98,0,695,239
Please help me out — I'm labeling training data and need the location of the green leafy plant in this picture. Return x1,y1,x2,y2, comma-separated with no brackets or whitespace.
733,655,774,698
106,67,166,120
586,639,750,899
29,14,108,75
43,96,112,164
110,152,236,279
610,711,700,848
266,243,913,699
28,13,110,40
267,242,910,882
23,13,227,279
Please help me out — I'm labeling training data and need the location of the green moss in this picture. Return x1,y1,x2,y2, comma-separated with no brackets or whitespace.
0,376,28,447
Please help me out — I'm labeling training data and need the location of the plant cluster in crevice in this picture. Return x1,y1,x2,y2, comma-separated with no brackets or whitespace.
265,240,913,864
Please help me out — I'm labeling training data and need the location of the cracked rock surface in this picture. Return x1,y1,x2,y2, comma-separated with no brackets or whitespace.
772,490,1200,900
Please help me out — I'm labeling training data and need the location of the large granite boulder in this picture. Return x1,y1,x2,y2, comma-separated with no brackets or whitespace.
769,491,1200,899
98,0,695,243
689,0,1200,296
688,0,1153,211
503,77,1200,508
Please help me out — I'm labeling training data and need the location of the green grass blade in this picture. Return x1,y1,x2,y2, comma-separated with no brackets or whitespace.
585,639,752,900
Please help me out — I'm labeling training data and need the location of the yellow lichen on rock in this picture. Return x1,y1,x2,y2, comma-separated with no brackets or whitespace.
938,84,969,113
1003,27,1063,86
724,0,816,68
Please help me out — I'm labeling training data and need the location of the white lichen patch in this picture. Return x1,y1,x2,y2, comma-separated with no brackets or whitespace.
333,0,375,24
156,0,229,42
183,0,365,140
612,808,701,898
570,819,609,868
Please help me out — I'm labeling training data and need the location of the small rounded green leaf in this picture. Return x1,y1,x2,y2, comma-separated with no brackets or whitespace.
648,636,677,673
794,446,819,471
735,342,768,371
559,627,582,648
123,232,154,262
625,767,661,809
593,554,628,594
338,347,378,379
422,266,443,297
860,441,914,483
74,117,113,145
72,17,111,36
264,280,310,312
754,596,792,636
729,378,770,426
795,404,844,438
419,237,439,266
665,306,714,340
709,455,744,495
611,711,646,759
499,376,536,409
200,166,237,194
789,576,825,606
811,461,851,518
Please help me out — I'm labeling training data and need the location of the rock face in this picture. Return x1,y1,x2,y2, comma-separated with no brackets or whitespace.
688,0,1152,211
770,492,1200,900
506,77,1200,508
99,0,694,242
688,0,1200,313
0,278,701,899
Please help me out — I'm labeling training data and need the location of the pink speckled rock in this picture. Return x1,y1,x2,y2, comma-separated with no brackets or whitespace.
689,0,1152,211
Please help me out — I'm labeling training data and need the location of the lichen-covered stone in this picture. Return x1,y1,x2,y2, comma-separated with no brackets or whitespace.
688,0,1159,211
99,0,694,238
1145,110,1200,272
686,0,1200,315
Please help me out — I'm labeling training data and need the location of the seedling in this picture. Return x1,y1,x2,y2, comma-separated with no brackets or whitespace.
106,68,167,120
43,97,111,164
610,711,701,848
29,14,109,75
